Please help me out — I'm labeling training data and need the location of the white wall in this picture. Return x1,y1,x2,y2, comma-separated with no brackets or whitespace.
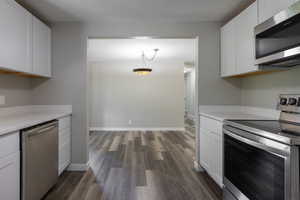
31,22,88,165
241,67,300,108
0,74,32,107
184,69,195,118
89,61,184,130
85,21,242,106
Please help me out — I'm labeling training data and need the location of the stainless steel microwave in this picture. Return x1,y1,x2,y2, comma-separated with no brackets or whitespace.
255,1,300,67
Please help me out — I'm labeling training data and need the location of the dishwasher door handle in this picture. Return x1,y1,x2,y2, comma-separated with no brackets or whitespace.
27,125,57,137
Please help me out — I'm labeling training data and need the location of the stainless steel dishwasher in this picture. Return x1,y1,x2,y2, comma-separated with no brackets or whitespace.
21,120,59,200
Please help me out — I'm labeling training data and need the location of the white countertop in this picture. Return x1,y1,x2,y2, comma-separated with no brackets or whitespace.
199,105,280,122
0,105,72,136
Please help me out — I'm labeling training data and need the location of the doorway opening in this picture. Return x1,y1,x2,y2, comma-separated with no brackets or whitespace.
87,38,196,133
84,37,206,199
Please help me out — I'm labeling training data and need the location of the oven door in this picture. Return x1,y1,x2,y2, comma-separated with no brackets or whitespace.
223,126,293,200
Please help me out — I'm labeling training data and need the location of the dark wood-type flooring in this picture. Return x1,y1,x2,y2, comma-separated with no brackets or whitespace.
44,123,222,200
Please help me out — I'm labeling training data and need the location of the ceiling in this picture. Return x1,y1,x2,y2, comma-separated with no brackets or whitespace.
20,0,253,23
88,38,195,62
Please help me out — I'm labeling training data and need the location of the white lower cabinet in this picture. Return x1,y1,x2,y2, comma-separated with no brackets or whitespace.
209,132,223,186
0,152,20,200
0,131,20,200
58,116,72,175
199,128,210,170
199,116,223,187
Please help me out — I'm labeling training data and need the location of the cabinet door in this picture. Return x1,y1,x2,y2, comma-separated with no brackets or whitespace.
0,0,32,73
199,128,210,170
0,152,20,200
210,132,223,187
258,0,295,23
236,2,258,74
33,16,51,77
58,116,71,175
220,19,236,77
59,128,71,175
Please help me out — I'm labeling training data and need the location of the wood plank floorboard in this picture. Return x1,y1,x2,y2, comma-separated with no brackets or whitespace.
44,125,222,200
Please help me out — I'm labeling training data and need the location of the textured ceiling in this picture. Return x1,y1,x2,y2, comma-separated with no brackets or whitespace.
20,0,253,23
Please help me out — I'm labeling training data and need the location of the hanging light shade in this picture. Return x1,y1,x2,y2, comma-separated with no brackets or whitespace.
133,48,159,76
133,68,152,75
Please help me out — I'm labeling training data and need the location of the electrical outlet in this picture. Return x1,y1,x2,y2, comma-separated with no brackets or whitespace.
128,120,132,125
0,96,5,105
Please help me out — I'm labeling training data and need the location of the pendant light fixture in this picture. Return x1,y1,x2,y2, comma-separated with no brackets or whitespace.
133,68,152,75
133,48,159,75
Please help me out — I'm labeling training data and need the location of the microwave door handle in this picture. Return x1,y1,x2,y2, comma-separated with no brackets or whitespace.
224,129,289,158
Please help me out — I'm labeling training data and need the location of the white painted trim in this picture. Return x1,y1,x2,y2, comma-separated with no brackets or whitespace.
194,161,204,172
67,163,89,171
90,127,185,131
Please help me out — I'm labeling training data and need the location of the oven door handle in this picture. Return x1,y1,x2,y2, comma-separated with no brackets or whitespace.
224,129,290,158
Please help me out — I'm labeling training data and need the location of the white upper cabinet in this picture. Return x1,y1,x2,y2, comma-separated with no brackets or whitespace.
0,0,32,73
220,1,258,77
221,19,236,77
0,0,51,77
258,0,295,23
33,17,51,77
235,2,258,74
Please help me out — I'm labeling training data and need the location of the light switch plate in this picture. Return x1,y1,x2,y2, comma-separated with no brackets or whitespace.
0,96,5,105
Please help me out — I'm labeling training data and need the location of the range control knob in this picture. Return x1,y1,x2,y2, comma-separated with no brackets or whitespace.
288,98,298,105
280,98,288,105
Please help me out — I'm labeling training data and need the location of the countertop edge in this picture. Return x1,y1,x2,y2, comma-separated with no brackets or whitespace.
199,112,225,122
0,112,72,136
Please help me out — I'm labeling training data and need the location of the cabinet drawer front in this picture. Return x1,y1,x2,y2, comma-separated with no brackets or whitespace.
200,116,223,135
59,116,71,131
0,132,19,159
0,152,20,200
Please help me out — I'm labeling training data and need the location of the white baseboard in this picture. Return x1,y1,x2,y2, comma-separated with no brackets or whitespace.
67,163,89,171
194,160,204,172
90,127,185,132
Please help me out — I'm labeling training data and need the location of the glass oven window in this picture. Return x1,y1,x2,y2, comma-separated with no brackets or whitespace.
224,134,285,200
256,14,300,59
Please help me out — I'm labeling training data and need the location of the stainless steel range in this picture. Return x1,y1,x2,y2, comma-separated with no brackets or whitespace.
223,94,300,200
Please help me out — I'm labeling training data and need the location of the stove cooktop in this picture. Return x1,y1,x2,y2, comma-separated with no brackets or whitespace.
225,120,300,145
